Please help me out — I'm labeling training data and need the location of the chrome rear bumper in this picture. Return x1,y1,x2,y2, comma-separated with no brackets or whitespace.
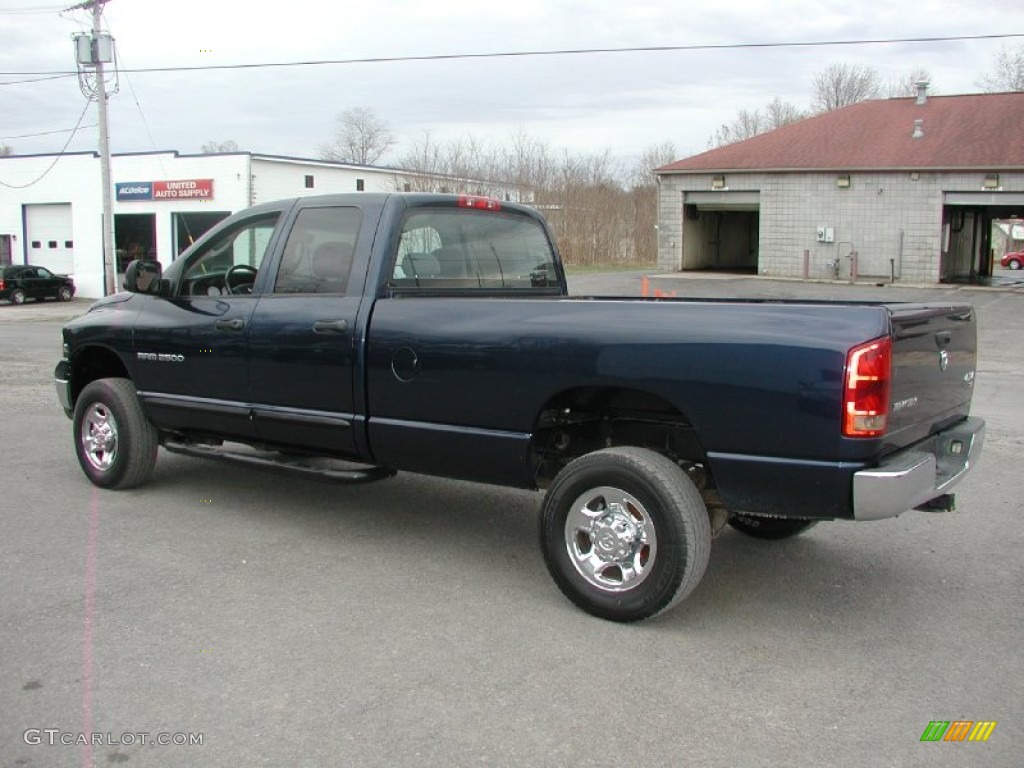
852,417,985,521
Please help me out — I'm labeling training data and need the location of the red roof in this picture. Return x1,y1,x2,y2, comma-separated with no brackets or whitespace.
657,92,1024,173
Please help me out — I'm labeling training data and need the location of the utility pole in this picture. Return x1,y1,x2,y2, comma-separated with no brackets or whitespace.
72,0,116,295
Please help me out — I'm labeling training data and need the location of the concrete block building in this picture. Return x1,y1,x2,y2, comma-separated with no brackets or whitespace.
655,89,1024,284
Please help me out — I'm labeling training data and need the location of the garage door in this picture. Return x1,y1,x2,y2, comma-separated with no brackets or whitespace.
25,203,74,275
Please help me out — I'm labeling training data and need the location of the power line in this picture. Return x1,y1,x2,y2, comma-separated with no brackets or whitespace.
0,98,91,188
0,122,96,140
1,32,1023,77
0,73,77,86
0,5,65,14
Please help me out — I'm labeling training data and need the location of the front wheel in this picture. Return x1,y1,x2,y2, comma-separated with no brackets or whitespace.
539,447,711,622
728,514,818,540
73,378,158,489
1009,259,1022,270
57,285,73,302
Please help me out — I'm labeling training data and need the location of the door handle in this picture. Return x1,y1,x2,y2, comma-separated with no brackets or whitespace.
214,318,245,331
313,319,349,334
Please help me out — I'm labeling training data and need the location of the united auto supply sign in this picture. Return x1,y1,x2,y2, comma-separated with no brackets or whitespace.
116,179,214,201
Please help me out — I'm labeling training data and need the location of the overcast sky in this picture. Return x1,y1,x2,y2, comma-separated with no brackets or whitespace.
1,0,1021,168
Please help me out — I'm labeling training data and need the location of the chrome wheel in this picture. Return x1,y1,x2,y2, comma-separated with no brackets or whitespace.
81,402,119,471
564,485,657,592
541,447,711,621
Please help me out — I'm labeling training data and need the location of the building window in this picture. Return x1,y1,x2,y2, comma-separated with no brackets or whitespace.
355,178,365,192
403,183,411,192
64,240,73,248
31,241,41,249
48,241,58,248
304,175,315,189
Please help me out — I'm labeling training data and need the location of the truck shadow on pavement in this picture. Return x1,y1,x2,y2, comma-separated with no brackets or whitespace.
124,452,915,629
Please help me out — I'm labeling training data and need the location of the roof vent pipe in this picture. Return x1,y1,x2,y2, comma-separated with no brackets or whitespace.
912,119,924,139
915,81,929,106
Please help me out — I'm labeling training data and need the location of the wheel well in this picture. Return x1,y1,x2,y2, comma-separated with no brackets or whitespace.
71,347,130,406
530,386,708,487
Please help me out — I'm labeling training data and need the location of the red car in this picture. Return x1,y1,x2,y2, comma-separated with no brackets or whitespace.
1001,251,1024,270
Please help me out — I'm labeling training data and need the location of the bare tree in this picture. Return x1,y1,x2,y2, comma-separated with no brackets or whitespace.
977,46,1024,92
201,140,239,153
884,68,935,98
393,132,483,192
628,142,677,187
628,142,677,264
500,129,555,191
811,63,881,112
0,143,12,157
394,128,678,266
711,108,764,148
764,96,807,128
320,107,396,165
710,97,807,148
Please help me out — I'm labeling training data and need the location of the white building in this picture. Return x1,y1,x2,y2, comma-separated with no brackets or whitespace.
0,150,526,298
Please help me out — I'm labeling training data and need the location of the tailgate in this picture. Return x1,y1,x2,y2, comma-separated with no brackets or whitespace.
886,303,977,450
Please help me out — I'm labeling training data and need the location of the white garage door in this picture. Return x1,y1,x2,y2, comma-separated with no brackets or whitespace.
25,203,75,275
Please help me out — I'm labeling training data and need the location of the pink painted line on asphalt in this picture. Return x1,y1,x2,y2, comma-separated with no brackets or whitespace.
80,487,101,768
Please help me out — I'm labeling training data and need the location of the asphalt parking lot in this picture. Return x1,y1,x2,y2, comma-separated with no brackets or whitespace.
0,275,1021,768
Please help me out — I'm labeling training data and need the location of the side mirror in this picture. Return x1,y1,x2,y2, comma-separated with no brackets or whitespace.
123,259,167,296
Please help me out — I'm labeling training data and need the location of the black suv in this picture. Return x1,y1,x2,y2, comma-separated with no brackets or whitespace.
0,265,76,305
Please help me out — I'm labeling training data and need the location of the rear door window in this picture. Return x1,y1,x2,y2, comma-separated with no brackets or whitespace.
274,207,362,295
389,208,559,291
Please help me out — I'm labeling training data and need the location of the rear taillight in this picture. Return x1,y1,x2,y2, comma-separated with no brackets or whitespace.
0,279,4,290
843,336,892,438
457,195,502,211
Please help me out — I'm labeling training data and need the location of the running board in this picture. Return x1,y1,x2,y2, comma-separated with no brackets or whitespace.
162,439,396,484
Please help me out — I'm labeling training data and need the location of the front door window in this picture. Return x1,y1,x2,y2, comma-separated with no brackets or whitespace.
180,214,279,296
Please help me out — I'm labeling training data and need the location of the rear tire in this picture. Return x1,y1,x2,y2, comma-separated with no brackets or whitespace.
10,288,26,305
728,514,818,540
539,447,711,622
73,378,158,489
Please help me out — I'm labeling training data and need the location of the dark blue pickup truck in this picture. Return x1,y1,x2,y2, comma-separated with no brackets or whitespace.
55,193,985,621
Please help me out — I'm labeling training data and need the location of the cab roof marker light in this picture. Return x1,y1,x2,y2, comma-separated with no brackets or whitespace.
457,195,502,211
843,336,892,438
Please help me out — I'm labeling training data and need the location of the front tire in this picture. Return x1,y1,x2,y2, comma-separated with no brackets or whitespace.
1009,259,1022,270
73,378,158,489
57,285,73,302
539,447,711,622
728,514,818,540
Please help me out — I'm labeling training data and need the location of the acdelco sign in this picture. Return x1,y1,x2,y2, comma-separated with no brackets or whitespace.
115,179,214,201
115,182,153,201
